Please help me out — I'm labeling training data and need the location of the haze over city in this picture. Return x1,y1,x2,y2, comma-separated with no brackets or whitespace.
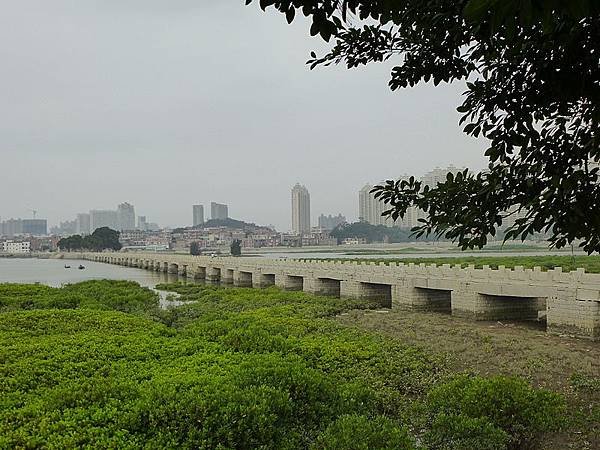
1,1,486,230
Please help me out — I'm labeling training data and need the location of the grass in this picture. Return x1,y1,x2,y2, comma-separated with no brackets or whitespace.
303,255,600,273
0,280,586,449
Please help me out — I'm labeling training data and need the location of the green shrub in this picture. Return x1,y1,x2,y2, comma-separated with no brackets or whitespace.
424,414,509,450
0,282,570,449
427,375,565,448
311,414,415,450
0,280,159,315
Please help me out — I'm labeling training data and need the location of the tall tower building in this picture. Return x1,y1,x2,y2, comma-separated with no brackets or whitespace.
211,202,229,220
193,205,205,226
117,203,136,231
291,183,311,235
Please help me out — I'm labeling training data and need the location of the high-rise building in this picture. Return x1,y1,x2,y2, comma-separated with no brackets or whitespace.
193,205,205,226
421,165,463,188
90,210,119,233
22,219,47,236
0,219,23,237
211,202,228,221
318,214,346,231
137,216,147,231
291,184,311,235
76,213,90,235
358,184,387,226
117,203,136,231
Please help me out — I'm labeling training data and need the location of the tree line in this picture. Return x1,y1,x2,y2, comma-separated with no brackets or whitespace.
58,227,122,252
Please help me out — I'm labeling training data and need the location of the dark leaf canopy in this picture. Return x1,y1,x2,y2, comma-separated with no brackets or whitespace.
247,0,600,252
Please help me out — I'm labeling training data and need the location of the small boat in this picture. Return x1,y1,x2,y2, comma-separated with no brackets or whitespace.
78,265,85,270
64,265,71,269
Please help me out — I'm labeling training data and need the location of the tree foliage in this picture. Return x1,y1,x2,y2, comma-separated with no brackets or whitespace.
330,221,429,244
246,0,600,252
230,239,242,256
57,227,122,252
190,241,201,256
0,281,566,448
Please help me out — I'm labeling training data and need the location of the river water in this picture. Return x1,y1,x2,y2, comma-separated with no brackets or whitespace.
0,258,181,288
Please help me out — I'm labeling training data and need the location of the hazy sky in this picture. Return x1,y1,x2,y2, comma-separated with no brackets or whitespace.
1,1,487,231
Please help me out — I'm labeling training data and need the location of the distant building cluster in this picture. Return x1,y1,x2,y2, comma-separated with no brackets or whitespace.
191,202,231,228
52,202,158,236
359,165,464,229
2,163,535,255
0,218,47,237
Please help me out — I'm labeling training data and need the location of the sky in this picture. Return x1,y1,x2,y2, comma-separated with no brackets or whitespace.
0,1,487,231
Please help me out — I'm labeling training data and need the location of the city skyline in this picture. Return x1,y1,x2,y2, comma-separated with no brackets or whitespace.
0,3,487,232
1,165,477,233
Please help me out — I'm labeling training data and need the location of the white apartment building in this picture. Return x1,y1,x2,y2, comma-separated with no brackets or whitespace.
291,183,311,235
2,241,31,253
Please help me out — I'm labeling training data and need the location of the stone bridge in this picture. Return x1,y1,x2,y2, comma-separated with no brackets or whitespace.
74,252,600,340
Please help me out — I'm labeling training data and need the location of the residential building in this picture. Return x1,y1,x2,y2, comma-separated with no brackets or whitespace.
318,214,346,231
421,165,463,188
358,184,388,226
90,209,119,232
211,202,229,220
2,240,31,253
193,205,205,226
0,219,23,237
117,202,136,231
146,222,160,232
22,219,47,236
50,220,77,236
1,218,48,237
76,213,90,235
138,216,147,231
291,184,311,235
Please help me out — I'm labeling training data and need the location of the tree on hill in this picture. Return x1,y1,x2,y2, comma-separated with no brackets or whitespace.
248,1,600,253
58,227,122,252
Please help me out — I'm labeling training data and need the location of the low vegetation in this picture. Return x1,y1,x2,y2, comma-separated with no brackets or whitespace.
0,280,572,449
307,255,600,273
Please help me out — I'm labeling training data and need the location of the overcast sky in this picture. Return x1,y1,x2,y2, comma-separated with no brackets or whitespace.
0,1,487,231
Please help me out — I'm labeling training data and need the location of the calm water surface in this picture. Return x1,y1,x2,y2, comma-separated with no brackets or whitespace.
0,258,182,288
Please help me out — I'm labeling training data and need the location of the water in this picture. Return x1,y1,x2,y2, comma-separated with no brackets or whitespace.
0,258,182,288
